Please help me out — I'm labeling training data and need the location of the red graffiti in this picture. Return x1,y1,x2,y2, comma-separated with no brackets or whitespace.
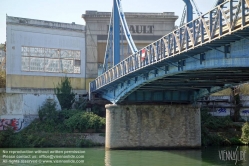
0,119,24,131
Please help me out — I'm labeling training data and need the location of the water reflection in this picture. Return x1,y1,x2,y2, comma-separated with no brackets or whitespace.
105,149,203,166
105,146,249,166
0,146,248,166
201,146,249,166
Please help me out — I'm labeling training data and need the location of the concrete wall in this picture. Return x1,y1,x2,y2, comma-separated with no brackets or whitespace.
6,16,86,94
201,95,249,120
205,96,232,116
105,104,201,149
0,93,60,131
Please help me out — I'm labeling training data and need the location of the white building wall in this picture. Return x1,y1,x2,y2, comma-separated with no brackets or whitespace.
0,93,60,131
6,16,86,94
1,16,86,131
6,16,85,78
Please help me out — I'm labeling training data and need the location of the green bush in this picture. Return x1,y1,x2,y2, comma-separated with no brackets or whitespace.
201,109,233,130
54,77,75,110
0,100,105,147
229,137,243,145
241,122,249,144
38,100,58,123
79,139,95,147
0,128,32,148
58,109,81,120
37,100,62,132
0,70,6,88
65,112,105,132
0,128,15,147
201,109,234,146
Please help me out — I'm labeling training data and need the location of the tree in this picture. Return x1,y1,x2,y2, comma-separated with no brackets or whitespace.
232,86,242,122
0,42,6,52
54,77,75,109
0,42,6,88
4,42,6,52
0,70,5,88
241,122,249,144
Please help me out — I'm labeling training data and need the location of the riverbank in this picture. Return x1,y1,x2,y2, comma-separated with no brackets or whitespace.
0,128,105,148
201,109,249,146
25,132,105,147
0,107,106,148
1,109,248,148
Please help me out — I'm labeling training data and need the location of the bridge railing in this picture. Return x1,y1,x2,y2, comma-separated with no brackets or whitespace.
90,0,249,93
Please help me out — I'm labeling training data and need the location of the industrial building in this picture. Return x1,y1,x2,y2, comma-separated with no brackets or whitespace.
0,12,178,130
5,11,178,94
1,16,86,130
82,10,178,83
6,16,86,94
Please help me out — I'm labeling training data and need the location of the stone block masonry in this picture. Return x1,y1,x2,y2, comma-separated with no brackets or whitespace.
105,104,201,149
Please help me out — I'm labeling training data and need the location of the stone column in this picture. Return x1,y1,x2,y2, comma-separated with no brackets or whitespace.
105,104,201,149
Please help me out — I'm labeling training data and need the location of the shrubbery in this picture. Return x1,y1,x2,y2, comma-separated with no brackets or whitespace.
0,70,6,88
37,100,105,133
65,112,105,132
241,122,249,144
201,109,233,130
201,109,243,146
54,77,75,110
0,76,105,148
0,100,105,148
38,100,58,123
0,129,100,148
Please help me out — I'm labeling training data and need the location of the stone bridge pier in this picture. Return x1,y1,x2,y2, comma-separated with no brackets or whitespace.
105,104,201,149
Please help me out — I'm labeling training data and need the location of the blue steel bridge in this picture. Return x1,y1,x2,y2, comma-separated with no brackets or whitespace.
90,0,249,104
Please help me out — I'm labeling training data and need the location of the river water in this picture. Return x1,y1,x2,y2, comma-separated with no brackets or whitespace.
0,146,248,166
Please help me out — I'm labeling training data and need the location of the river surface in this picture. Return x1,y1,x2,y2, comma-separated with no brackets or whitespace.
0,146,248,166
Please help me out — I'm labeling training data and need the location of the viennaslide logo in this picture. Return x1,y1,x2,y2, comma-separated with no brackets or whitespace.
218,146,246,165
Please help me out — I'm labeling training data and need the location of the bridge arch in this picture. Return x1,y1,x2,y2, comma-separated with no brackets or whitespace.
96,38,249,104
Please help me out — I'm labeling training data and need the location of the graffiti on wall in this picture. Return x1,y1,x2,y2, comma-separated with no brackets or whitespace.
217,108,226,113
241,110,249,115
210,108,230,116
0,119,24,131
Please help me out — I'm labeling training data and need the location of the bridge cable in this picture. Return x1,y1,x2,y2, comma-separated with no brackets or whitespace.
115,0,138,54
103,8,114,73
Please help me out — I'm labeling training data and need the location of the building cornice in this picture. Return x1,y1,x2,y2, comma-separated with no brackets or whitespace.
6,16,85,32
82,11,178,21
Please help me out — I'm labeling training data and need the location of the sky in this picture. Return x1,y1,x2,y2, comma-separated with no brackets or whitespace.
0,0,217,44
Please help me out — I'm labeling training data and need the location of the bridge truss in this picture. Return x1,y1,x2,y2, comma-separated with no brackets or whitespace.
91,0,249,104
102,0,137,73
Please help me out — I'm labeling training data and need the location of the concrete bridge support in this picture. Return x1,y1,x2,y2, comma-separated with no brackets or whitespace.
105,104,201,149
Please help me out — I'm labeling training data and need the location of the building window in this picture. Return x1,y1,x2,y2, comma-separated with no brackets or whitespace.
21,46,81,73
